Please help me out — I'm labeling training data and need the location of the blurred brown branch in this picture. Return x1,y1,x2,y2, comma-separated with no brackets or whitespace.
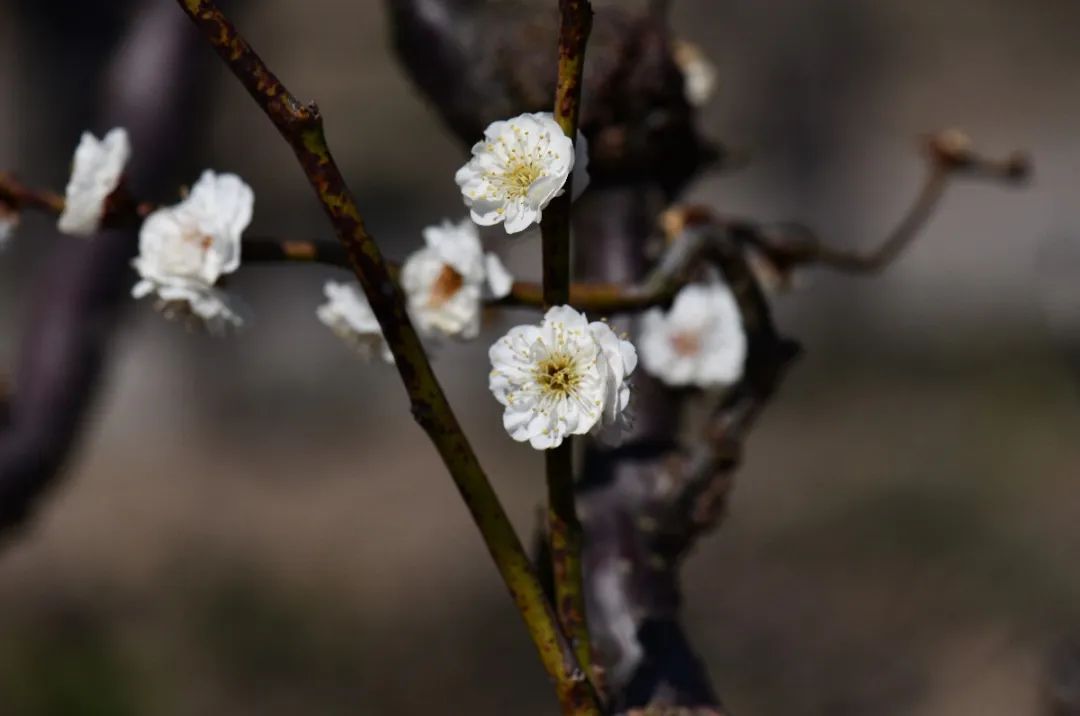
0,0,203,542
700,131,1030,283
571,128,1027,319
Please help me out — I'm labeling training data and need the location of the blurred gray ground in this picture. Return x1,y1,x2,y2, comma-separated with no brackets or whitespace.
1,0,1079,714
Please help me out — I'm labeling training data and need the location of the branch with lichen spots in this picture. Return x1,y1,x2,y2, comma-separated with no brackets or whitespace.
171,1,600,714
540,0,597,690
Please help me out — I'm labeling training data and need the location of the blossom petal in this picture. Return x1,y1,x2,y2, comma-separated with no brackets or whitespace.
484,253,514,298
58,127,131,237
316,280,394,363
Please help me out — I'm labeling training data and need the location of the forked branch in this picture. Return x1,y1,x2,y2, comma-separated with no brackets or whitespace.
173,1,599,712
700,130,1031,280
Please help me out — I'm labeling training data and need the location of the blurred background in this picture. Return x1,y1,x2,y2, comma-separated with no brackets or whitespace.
1,0,1079,713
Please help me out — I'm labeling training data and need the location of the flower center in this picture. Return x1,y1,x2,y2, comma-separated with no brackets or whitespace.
428,264,465,307
181,226,213,251
500,159,544,199
536,353,581,396
161,225,214,277
670,330,702,358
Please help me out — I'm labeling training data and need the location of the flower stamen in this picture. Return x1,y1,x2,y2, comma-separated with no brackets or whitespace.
536,353,581,396
427,263,465,307
669,330,702,358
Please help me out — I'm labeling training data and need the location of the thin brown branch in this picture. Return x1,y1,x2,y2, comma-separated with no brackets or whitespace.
649,226,800,568
0,173,64,215
240,236,350,267
541,0,595,687
0,173,687,318
636,131,1032,612
706,130,1031,278
173,1,599,713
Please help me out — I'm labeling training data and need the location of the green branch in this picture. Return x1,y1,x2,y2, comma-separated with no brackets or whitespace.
540,0,596,689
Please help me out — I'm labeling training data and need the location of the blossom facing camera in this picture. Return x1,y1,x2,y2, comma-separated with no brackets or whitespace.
58,127,131,236
455,112,589,235
489,306,637,450
317,280,394,364
639,281,746,388
131,170,253,331
401,218,514,339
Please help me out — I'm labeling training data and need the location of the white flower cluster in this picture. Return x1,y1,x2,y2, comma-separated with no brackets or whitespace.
50,108,746,454
51,127,254,331
319,111,636,450
319,217,513,358
639,281,746,388
489,306,637,450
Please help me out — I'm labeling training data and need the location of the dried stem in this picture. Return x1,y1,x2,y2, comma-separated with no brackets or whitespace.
541,0,595,685
173,1,599,713
721,130,1030,277
0,174,64,215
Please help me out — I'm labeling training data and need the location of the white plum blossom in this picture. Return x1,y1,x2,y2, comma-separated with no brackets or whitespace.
401,218,514,339
673,41,717,107
489,305,637,450
639,281,746,388
317,280,394,363
0,204,18,248
58,127,131,236
455,112,589,235
131,170,253,331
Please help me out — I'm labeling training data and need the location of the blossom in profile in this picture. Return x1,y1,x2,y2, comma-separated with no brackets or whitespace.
489,306,637,450
0,203,18,248
639,281,746,388
455,112,589,235
317,280,394,363
58,127,131,236
131,170,253,331
401,218,514,339
673,41,717,107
